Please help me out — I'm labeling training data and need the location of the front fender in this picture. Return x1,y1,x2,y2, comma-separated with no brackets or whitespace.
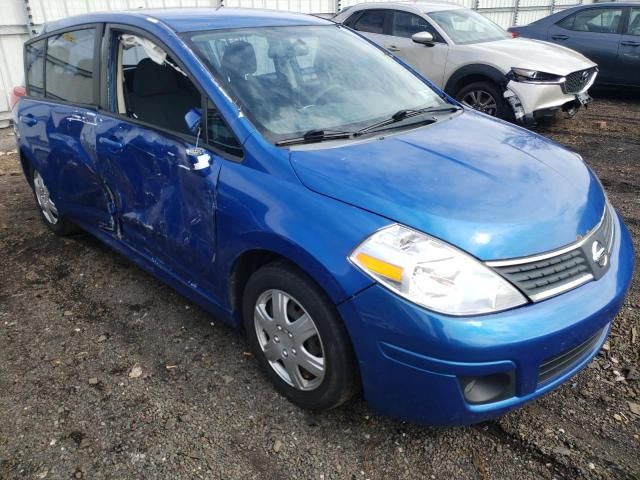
444,63,507,95
214,144,389,310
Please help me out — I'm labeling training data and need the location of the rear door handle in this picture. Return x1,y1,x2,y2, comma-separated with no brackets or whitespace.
99,137,124,152
621,40,640,46
552,35,569,40
386,45,400,52
20,114,37,126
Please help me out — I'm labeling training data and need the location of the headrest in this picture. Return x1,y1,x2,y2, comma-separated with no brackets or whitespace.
221,41,257,80
133,58,178,97
268,40,309,59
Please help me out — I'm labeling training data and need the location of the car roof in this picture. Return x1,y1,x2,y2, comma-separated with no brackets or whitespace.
343,1,465,14
40,7,332,34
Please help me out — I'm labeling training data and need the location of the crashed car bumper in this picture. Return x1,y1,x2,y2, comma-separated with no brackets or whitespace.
505,77,595,124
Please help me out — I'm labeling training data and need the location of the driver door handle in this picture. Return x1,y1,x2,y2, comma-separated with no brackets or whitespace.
386,45,400,52
621,40,640,46
552,34,569,40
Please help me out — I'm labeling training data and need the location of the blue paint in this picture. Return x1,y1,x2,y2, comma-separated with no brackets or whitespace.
14,8,634,425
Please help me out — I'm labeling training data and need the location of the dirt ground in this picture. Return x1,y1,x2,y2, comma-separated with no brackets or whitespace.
0,91,639,480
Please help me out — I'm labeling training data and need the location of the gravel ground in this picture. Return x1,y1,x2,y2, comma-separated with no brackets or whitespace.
0,91,638,480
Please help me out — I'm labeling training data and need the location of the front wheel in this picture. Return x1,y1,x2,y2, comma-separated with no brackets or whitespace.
242,262,359,410
455,81,510,120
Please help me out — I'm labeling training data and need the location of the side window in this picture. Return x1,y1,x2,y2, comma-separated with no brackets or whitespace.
206,99,242,157
628,8,640,36
343,10,362,28
115,33,201,136
558,8,623,34
352,10,389,35
45,28,95,104
392,11,441,41
25,39,45,97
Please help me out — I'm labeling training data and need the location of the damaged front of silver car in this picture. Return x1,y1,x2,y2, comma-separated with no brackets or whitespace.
503,65,598,125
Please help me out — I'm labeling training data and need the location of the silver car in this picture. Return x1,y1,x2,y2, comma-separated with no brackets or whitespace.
334,1,598,123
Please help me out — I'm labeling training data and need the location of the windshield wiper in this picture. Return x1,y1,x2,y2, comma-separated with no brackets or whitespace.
276,129,354,146
355,104,462,136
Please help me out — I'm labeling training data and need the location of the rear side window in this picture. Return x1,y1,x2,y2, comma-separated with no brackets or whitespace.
45,28,96,104
557,8,623,34
353,10,389,34
25,39,45,97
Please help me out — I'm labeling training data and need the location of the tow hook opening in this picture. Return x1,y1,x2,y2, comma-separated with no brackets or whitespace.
562,99,581,119
503,89,525,122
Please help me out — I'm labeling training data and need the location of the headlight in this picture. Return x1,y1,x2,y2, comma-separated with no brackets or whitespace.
349,225,527,316
509,68,565,84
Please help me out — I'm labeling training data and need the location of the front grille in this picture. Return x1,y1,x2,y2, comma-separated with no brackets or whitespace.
537,327,604,386
488,204,615,302
563,67,597,94
495,249,590,300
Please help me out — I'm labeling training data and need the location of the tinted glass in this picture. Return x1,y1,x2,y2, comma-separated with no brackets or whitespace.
187,25,445,143
558,8,623,34
627,8,640,35
429,9,508,44
45,29,95,104
353,10,387,34
392,11,438,40
25,39,45,97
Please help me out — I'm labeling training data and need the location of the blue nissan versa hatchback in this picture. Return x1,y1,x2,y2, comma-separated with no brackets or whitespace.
14,8,633,425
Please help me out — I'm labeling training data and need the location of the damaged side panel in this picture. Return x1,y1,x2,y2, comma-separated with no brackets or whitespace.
95,116,221,292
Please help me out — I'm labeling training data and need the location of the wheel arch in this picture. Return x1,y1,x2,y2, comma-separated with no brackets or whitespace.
444,64,507,96
18,147,36,187
225,233,368,325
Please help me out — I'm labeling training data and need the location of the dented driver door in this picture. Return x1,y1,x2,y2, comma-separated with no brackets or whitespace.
95,115,222,291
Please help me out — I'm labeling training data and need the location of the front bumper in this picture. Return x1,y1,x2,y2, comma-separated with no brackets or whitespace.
505,79,593,124
338,210,634,425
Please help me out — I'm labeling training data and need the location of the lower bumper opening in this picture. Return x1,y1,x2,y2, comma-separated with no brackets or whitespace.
459,371,516,405
537,327,605,387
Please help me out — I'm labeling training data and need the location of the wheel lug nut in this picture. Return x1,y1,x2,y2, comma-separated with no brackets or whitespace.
277,325,282,331
282,349,288,357
288,332,293,338
274,336,279,343
292,348,296,355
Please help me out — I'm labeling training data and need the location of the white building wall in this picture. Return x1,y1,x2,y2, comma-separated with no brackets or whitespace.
0,0,595,126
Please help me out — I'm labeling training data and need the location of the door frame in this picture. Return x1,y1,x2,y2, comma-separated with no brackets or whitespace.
99,22,244,163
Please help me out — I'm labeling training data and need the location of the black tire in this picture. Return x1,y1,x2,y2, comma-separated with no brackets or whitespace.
242,261,359,410
455,81,512,120
30,166,79,236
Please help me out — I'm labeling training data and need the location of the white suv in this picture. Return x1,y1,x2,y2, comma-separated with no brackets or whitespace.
334,1,598,123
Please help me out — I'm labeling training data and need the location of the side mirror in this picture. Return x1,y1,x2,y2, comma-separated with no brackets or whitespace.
411,31,435,46
184,107,202,135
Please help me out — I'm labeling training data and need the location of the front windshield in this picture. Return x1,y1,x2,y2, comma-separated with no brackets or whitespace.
429,9,509,45
185,25,446,143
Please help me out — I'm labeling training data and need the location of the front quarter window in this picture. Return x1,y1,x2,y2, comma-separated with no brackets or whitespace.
428,9,509,45
185,25,446,144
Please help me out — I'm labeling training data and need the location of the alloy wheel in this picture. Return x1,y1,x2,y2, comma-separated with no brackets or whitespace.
253,289,325,391
461,90,498,116
33,171,59,224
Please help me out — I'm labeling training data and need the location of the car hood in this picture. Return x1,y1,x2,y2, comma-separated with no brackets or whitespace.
464,38,596,76
289,112,605,261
